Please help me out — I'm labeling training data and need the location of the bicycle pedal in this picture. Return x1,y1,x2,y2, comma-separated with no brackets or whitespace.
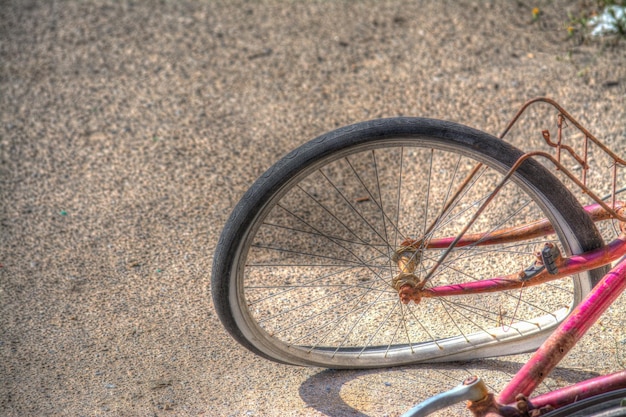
541,243,561,275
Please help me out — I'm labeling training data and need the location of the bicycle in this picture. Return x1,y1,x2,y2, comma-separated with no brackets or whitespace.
211,97,626,416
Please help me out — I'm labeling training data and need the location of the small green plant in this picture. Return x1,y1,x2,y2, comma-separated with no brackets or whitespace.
567,0,626,41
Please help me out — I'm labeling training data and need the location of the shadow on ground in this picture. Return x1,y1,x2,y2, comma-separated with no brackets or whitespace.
299,359,601,417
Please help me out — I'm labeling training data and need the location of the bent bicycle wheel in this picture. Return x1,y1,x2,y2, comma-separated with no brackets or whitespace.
212,118,607,368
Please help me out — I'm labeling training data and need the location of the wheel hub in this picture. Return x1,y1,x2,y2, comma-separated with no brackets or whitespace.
392,244,424,304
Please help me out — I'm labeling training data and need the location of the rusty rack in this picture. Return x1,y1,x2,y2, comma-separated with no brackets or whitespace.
417,97,626,286
499,97,626,223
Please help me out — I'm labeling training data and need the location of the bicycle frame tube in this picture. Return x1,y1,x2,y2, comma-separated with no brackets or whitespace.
529,370,626,410
497,257,626,405
417,234,626,297
415,149,626,285
398,98,626,416
400,203,623,250
394,201,626,302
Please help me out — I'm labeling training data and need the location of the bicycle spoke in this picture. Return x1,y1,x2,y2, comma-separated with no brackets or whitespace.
420,148,434,239
358,300,400,357
262,221,389,248
228,135,597,369
250,243,375,266
274,202,390,285
345,154,405,248
391,147,404,250
318,167,393,254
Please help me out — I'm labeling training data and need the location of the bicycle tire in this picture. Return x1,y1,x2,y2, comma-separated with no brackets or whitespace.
212,118,607,368
543,388,626,417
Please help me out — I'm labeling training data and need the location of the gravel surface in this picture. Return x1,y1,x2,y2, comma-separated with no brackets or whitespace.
1,1,625,416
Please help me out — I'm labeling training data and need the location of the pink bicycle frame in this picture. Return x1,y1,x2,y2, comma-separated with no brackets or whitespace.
398,199,626,415
497,255,626,406
418,98,626,414
398,203,626,301
401,211,626,416
464,98,626,414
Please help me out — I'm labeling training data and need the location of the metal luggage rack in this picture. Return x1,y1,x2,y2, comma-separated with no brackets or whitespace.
499,97,626,222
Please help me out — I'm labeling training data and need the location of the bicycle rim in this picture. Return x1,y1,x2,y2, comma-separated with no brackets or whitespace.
212,118,606,368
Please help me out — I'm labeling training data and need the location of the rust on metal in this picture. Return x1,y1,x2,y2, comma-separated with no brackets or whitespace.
500,97,626,166
467,393,527,417
499,259,626,404
464,389,558,416
499,97,626,216
398,202,624,252
402,144,624,289
395,233,626,303
501,151,626,222
393,98,626,303
541,129,588,170
392,246,424,303
466,392,555,417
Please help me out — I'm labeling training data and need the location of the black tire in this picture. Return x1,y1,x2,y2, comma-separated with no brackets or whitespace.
212,118,607,368
543,388,626,416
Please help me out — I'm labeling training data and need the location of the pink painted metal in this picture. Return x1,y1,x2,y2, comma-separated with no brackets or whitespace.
497,258,626,405
414,234,626,298
457,97,626,415
529,370,626,410
396,233,626,303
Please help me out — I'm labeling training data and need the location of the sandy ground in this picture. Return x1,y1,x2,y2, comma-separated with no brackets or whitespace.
1,1,626,416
